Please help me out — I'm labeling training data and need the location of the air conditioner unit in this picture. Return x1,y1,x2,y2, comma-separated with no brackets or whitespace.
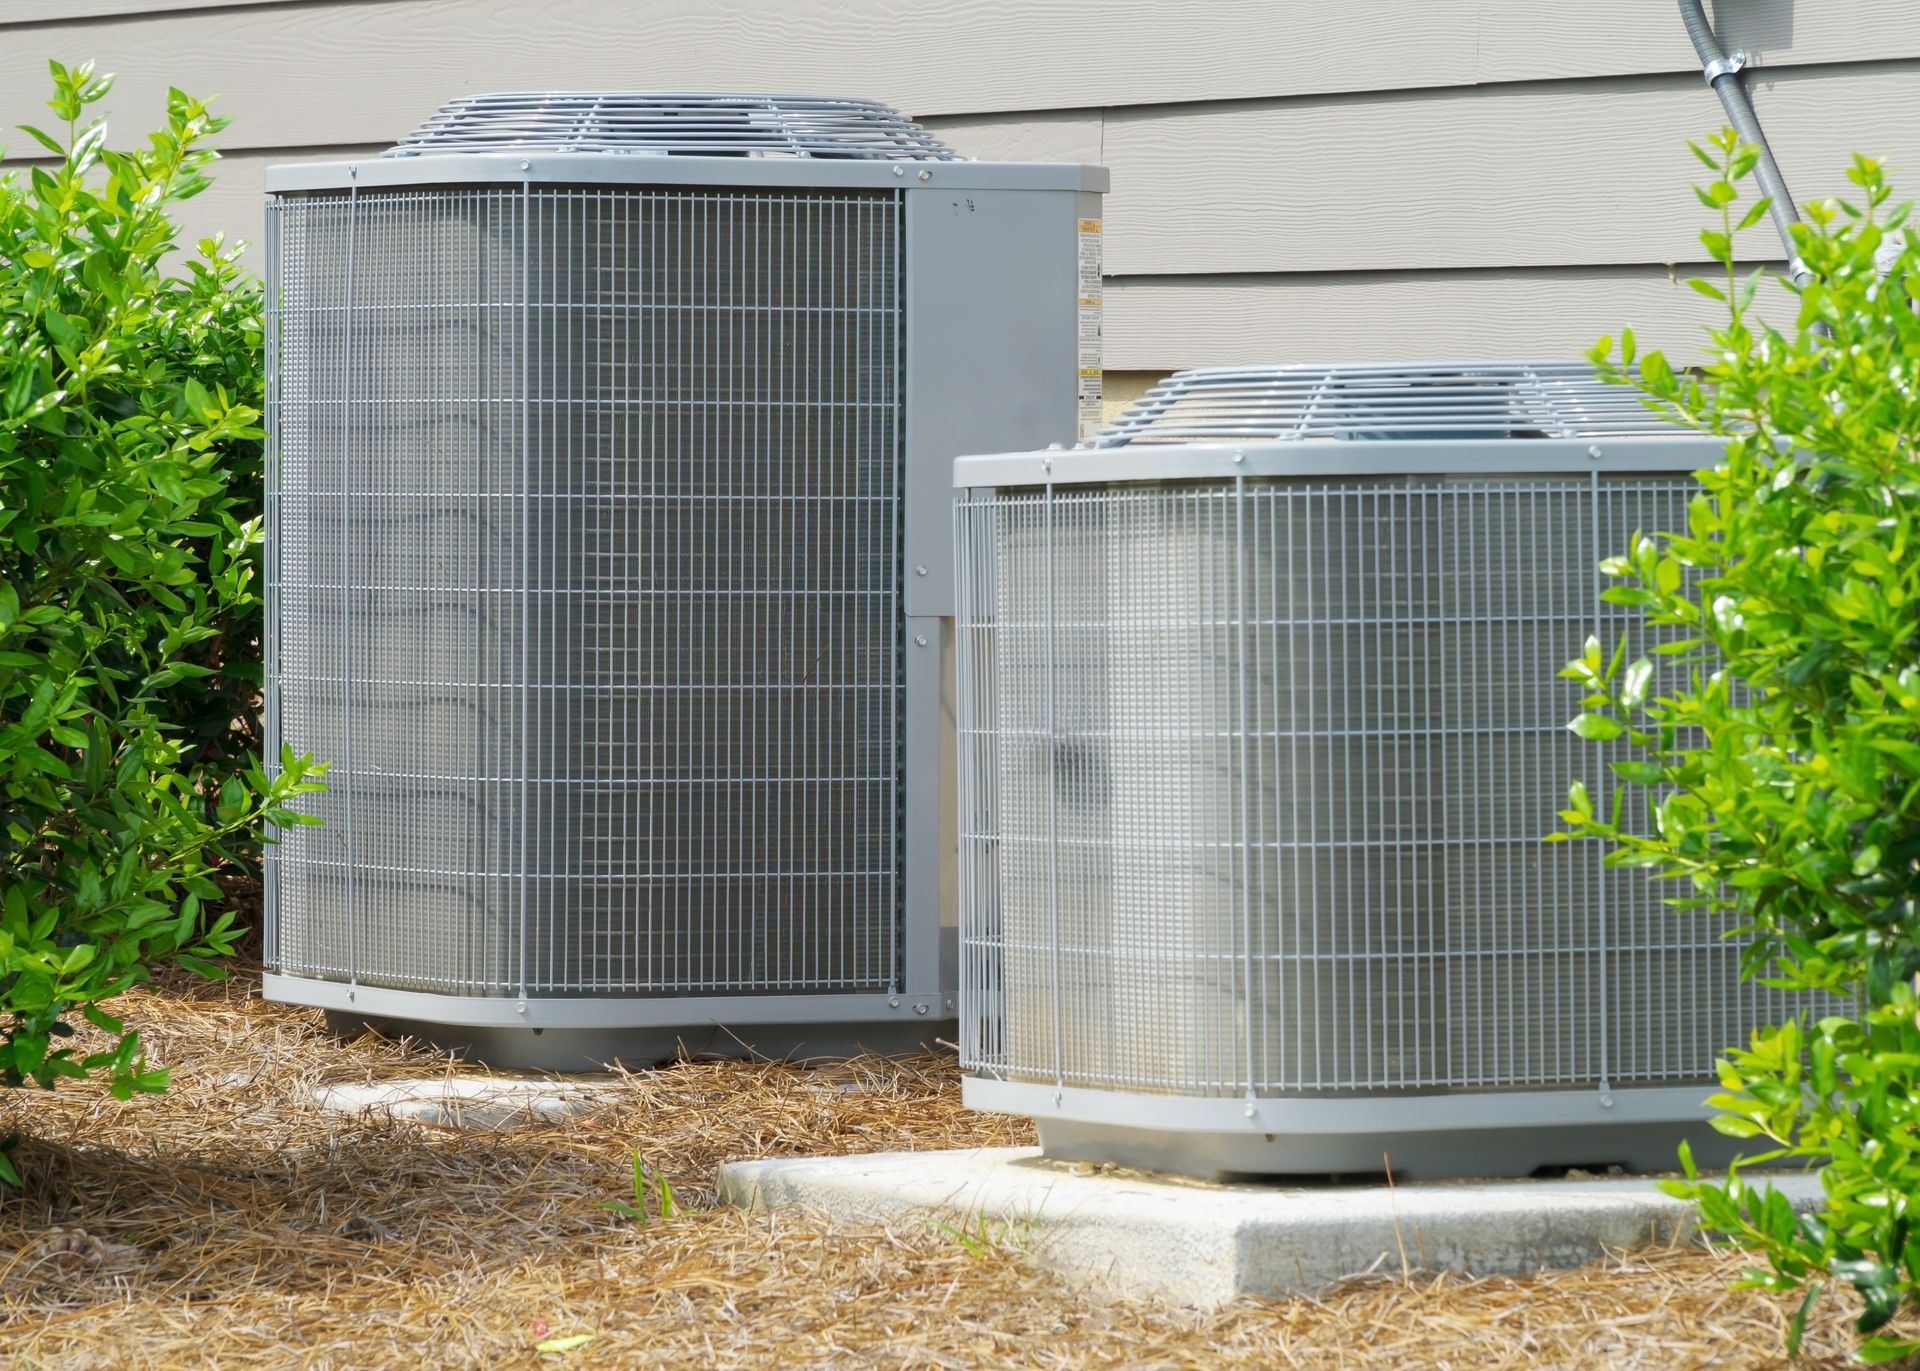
262,93,1106,1069
953,361,1804,1179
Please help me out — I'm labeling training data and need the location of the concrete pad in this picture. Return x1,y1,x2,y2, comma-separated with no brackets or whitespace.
718,1146,1826,1307
313,1076,614,1130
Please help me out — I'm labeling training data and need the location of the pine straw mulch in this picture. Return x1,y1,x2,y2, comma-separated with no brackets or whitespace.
0,969,1908,1370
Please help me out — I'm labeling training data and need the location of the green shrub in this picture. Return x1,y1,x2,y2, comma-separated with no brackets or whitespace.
0,59,323,1178
1564,127,1920,1360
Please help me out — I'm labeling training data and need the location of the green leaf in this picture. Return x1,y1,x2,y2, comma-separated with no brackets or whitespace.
1568,713,1625,742
14,124,64,156
181,377,216,423
1621,657,1654,709
1858,1336,1920,1364
1736,197,1775,231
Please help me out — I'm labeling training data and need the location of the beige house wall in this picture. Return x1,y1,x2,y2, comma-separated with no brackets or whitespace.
4,0,1917,387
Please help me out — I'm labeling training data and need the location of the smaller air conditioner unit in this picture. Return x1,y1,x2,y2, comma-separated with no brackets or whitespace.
952,361,1806,1179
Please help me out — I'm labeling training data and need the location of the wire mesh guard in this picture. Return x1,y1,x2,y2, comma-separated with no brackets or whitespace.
1092,361,1667,447
384,92,959,161
955,471,1800,1098
265,186,905,998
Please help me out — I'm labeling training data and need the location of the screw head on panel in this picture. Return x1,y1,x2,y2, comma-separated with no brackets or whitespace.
918,169,932,181
914,635,928,647
1600,1094,1615,1109
889,997,901,1008
1587,445,1604,461
893,166,906,178
914,564,928,577
519,160,530,171
1232,451,1245,464
914,1003,929,1015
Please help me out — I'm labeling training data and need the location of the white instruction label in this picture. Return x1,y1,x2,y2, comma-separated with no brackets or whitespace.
1076,217,1103,439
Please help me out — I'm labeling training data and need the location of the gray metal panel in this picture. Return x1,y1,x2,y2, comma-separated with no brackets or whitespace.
265,974,941,1027
902,615,957,1005
964,1077,1720,1134
954,434,1724,490
903,186,1087,617
265,155,1108,196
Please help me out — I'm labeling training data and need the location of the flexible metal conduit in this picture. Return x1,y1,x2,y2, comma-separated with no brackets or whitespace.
1676,0,1809,282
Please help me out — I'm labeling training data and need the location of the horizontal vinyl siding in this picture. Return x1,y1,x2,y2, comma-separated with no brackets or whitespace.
1103,60,1920,274
7,0,1917,125
4,1,1916,369
1103,268,1770,370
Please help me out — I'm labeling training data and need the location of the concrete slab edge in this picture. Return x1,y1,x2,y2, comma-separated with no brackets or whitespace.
717,1147,1828,1307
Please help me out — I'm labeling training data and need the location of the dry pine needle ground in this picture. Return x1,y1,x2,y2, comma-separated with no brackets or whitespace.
0,968,1902,1369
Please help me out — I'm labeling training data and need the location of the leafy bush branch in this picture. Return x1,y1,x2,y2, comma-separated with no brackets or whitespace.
1567,127,1920,1360
0,60,324,1182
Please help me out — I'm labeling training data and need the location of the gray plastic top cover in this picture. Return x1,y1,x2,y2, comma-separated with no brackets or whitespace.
383,91,960,161
955,361,1717,487
266,92,1102,195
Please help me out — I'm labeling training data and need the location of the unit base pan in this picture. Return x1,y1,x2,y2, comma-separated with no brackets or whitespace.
1034,1118,1750,1183
328,1013,957,1072
266,974,955,1071
966,1078,1748,1182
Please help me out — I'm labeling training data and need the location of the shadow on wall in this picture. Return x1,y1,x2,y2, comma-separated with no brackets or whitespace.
1715,0,1794,59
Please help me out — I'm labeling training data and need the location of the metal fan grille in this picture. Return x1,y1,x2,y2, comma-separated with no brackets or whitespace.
1094,361,1673,448
265,185,905,997
383,92,959,160
955,474,1800,1096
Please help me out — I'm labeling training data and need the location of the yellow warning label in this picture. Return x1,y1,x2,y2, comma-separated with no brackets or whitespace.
1078,218,1102,233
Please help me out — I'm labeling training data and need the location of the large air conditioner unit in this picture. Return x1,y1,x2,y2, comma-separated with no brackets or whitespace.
262,93,1106,1068
953,361,1805,1179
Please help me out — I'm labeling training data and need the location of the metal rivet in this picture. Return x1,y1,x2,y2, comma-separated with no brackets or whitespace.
1232,451,1246,464
918,169,932,181
914,635,928,647
519,160,530,171
1587,445,1604,461
889,997,901,1008
1243,1102,1256,1118
516,1001,528,1015
914,1003,929,1016
893,166,906,178
914,564,927,576
1600,1094,1615,1109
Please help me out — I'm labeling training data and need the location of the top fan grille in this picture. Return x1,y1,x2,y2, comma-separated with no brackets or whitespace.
1094,360,1685,447
383,91,960,160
